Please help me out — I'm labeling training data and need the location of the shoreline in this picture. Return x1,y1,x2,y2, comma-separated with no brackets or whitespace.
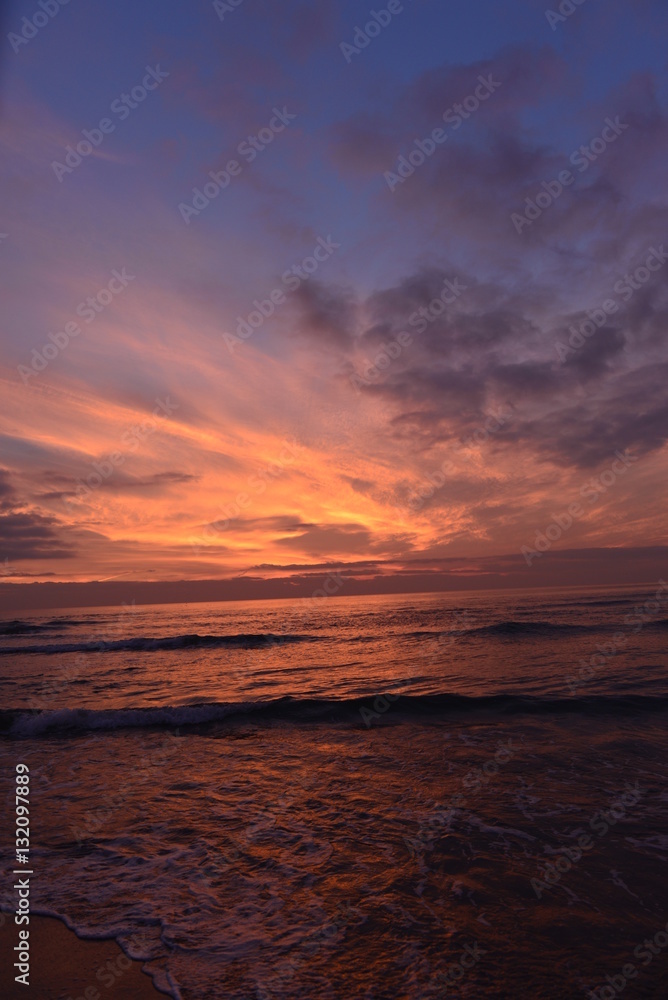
0,913,169,1000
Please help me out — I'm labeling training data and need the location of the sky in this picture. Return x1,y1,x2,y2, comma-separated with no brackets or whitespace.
1,0,667,605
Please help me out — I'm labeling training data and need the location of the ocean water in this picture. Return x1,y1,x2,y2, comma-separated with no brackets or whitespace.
1,586,668,998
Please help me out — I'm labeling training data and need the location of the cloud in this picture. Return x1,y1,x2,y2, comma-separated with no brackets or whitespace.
285,238,668,471
291,279,359,350
2,7,668,587
39,471,199,500
275,521,373,554
0,471,76,562
328,44,566,179
0,512,76,561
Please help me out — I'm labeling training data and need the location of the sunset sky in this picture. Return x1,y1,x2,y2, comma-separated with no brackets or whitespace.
1,0,667,603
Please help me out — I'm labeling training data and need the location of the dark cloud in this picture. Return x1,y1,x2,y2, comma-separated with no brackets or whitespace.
246,545,668,590
0,512,76,561
273,522,416,559
510,362,668,468
402,45,566,123
291,279,358,349
0,469,15,508
200,516,316,534
322,51,668,469
0,472,76,562
275,522,373,554
329,46,566,179
290,246,668,469
559,327,628,380
140,472,198,487
39,471,198,501
343,476,377,495
327,41,668,277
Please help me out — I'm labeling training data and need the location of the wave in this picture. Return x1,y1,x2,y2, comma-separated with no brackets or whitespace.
380,621,595,644
0,617,87,636
2,617,665,655
578,598,639,607
0,620,47,636
0,632,319,656
464,618,668,636
453,620,591,638
4,693,668,737
0,907,181,1000
531,598,638,609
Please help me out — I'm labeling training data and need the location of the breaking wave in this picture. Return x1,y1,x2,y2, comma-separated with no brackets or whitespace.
0,632,320,656
4,693,668,737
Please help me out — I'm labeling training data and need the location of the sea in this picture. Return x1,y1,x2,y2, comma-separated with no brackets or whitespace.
1,584,668,999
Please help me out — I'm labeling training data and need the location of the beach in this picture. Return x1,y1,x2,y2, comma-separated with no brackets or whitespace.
1,588,668,997
0,914,165,1000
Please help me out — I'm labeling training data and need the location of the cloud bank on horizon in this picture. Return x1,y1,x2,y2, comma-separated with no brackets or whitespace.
0,0,667,589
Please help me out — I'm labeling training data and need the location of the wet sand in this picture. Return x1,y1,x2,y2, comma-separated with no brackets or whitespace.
0,914,165,1000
